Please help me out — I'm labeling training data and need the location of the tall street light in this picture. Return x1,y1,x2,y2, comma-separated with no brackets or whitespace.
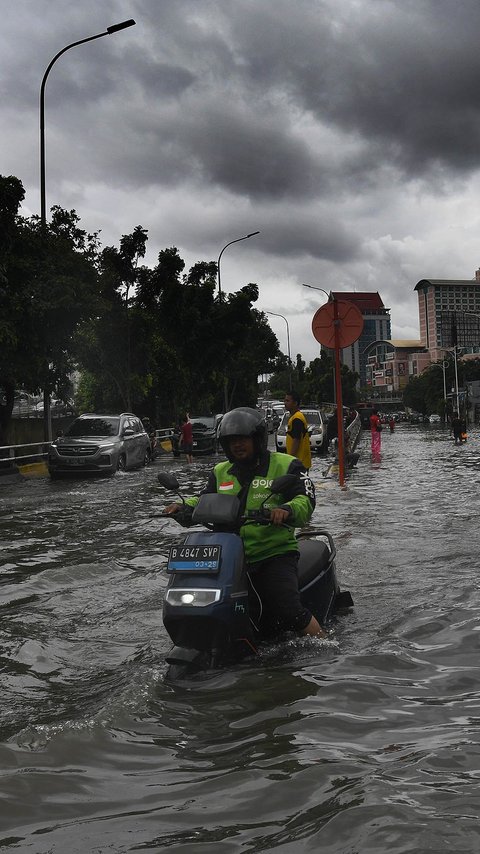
441,359,449,419
302,283,348,485
40,19,136,225
217,231,260,301
266,310,292,390
39,18,136,440
302,282,332,378
216,230,259,412
302,283,331,301
444,346,460,417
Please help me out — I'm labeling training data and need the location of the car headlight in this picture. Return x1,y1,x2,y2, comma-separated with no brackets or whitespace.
165,589,221,607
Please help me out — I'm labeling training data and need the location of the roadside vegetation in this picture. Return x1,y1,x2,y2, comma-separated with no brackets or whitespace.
403,359,480,419
1,173,359,444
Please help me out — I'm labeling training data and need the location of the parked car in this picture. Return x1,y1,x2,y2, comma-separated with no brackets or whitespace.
189,414,223,455
429,414,441,423
48,413,151,478
34,397,76,417
10,392,42,417
275,408,327,454
272,404,285,426
258,405,277,434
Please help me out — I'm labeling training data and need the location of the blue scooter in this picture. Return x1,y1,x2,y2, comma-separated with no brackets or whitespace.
158,471,353,679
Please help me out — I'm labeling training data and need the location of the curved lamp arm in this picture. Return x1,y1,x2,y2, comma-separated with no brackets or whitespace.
217,231,260,300
40,19,136,224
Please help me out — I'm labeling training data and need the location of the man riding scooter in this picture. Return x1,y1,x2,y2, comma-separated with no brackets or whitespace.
164,407,325,638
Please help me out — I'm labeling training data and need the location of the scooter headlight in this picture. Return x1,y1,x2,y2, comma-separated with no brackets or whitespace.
166,588,221,607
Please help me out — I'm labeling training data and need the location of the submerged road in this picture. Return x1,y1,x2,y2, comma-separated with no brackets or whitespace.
1,423,480,852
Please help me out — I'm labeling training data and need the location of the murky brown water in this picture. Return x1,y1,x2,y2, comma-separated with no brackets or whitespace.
1,424,480,852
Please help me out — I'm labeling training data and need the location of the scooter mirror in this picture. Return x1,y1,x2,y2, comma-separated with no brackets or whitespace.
269,474,298,495
157,472,180,490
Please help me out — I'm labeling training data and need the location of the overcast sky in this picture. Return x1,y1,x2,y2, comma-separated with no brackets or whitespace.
3,0,480,362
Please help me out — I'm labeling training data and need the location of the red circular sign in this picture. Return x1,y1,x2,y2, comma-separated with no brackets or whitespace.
311,299,364,348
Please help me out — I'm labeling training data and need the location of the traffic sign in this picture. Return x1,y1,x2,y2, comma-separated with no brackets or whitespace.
311,299,364,348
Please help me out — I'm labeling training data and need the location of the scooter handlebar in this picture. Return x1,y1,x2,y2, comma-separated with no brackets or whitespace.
243,507,294,528
245,507,272,522
158,507,194,526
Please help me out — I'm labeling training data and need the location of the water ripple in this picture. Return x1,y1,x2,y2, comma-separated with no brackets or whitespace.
2,428,480,851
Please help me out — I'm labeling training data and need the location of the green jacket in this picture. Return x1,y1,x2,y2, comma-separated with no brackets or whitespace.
185,451,315,564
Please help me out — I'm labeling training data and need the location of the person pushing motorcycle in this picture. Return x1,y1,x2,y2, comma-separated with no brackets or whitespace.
165,407,325,638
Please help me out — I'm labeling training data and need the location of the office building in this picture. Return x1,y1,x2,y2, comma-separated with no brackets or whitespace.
415,274,480,362
330,292,391,388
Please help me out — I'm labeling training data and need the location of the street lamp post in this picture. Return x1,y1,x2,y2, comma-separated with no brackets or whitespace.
443,347,460,417
302,282,333,390
453,344,460,416
217,231,260,301
216,231,259,412
441,359,449,420
40,19,136,226
266,311,292,390
302,284,348,484
39,18,136,441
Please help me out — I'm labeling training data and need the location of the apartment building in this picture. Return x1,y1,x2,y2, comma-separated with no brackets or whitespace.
415,274,480,362
330,292,391,387
364,339,430,396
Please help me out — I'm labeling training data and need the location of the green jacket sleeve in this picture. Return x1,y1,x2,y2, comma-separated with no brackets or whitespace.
280,458,315,526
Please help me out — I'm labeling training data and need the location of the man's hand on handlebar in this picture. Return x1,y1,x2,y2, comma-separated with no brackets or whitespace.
269,507,292,526
164,503,182,515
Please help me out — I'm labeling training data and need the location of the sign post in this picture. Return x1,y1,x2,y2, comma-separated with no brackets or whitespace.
312,299,364,486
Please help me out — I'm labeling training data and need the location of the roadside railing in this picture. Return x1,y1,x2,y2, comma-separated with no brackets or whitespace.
0,441,50,468
154,428,174,440
345,413,362,451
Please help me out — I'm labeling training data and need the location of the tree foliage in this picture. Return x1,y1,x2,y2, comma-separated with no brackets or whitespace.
403,357,480,417
0,177,100,443
0,172,283,438
267,351,359,406
74,242,280,423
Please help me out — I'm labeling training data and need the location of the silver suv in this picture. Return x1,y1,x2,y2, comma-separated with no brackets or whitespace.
48,413,151,478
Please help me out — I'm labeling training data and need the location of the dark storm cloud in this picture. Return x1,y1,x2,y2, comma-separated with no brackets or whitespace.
221,0,480,179
122,0,480,200
258,212,361,262
131,58,196,99
171,106,328,200
3,0,480,352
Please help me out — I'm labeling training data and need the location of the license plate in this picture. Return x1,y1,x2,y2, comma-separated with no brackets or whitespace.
167,544,221,573
64,457,88,465
192,441,198,447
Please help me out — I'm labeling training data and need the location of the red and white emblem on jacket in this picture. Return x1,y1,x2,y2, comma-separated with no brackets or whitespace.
219,481,234,491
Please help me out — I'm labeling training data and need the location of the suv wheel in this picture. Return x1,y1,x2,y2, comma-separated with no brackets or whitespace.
117,454,127,472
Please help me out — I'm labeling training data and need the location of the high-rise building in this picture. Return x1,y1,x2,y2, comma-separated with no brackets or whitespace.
415,275,480,362
330,292,391,387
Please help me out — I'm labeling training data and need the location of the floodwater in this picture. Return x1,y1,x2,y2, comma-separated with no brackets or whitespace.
1,424,480,853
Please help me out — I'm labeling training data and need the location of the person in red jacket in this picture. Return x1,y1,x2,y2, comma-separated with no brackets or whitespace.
370,408,382,453
179,414,193,463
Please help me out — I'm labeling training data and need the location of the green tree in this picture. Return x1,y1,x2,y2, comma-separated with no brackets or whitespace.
0,176,100,443
75,225,150,412
75,243,280,424
267,351,358,407
404,359,457,417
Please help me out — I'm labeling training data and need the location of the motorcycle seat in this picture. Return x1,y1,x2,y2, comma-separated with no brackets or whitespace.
297,538,331,586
